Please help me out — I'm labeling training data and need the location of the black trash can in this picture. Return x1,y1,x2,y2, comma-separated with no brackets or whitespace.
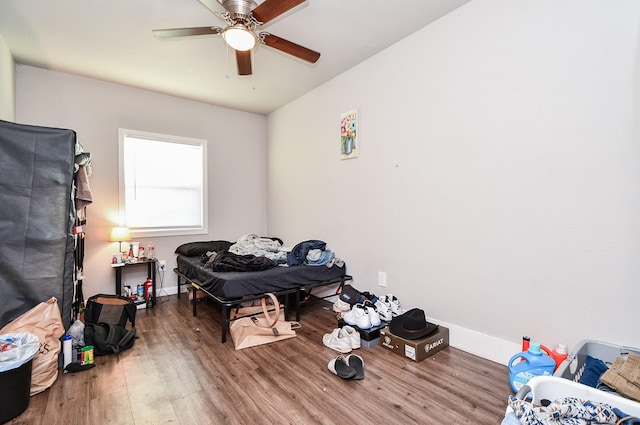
0,358,33,423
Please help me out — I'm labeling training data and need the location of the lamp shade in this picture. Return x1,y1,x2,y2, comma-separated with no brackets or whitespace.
222,25,256,51
110,226,131,242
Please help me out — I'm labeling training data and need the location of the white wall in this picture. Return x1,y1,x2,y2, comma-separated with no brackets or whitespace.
267,0,640,364
0,34,15,121
16,65,268,299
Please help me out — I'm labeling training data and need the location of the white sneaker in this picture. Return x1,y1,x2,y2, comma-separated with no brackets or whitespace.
374,299,393,322
342,325,361,349
343,304,371,329
322,328,352,353
363,300,381,327
386,294,404,317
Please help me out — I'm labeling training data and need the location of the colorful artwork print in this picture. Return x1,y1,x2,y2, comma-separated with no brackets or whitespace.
340,109,358,159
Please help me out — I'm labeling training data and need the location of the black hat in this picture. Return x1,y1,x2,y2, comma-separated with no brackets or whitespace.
389,308,438,340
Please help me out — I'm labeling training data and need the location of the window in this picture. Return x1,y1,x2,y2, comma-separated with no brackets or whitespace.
118,128,207,237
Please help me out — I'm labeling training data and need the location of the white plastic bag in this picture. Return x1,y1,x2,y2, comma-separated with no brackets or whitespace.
0,332,40,372
67,319,85,347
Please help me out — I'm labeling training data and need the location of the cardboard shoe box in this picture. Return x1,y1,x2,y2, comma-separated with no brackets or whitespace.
361,337,380,348
338,319,386,341
356,323,385,341
380,325,449,362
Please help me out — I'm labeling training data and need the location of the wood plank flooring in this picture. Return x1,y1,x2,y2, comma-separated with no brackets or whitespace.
8,295,512,424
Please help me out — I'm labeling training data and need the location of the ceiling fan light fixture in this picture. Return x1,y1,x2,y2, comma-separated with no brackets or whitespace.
223,24,256,51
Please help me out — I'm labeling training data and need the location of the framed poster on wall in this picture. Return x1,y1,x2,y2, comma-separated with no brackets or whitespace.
340,109,358,160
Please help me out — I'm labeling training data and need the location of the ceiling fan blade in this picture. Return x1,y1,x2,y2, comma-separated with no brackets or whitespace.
197,0,227,15
251,0,305,24
236,50,252,75
259,33,320,63
153,26,222,38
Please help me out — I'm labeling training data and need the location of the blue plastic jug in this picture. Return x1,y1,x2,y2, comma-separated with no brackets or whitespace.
508,342,556,393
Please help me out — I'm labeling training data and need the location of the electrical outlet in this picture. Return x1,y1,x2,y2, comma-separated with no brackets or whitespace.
159,260,166,271
378,271,387,287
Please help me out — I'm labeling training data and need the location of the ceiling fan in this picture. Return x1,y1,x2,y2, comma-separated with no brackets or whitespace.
153,0,320,76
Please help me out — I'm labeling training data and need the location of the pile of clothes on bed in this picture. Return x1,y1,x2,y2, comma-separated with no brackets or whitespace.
201,234,344,273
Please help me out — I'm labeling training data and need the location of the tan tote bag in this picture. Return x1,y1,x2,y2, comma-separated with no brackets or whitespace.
0,297,65,395
229,293,297,350
230,297,285,321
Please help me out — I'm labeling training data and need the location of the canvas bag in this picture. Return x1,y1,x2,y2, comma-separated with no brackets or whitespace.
0,297,65,395
229,293,297,350
230,298,285,321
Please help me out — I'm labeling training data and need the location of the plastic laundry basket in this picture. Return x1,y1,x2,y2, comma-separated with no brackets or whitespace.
517,376,640,416
555,339,640,382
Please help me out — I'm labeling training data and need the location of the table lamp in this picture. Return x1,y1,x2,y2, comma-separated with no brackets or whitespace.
110,226,131,253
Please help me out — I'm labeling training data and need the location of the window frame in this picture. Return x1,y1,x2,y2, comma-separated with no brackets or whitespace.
118,128,208,238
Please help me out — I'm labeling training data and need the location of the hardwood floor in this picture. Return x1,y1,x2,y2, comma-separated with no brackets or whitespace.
9,295,511,424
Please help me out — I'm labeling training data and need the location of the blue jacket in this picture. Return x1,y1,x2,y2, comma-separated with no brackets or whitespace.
287,240,326,266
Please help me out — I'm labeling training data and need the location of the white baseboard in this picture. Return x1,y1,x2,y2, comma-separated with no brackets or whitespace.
435,320,520,366
156,285,179,297
157,287,518,365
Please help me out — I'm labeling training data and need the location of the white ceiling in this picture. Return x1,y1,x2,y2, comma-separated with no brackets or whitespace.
0,0,471,115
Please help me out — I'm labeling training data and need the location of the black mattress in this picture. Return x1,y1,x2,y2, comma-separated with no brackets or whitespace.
176,254,347,299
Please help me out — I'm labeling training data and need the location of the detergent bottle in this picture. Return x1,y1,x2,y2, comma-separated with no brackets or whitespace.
144,278,154,308
549,343,569,371
508,341,556,393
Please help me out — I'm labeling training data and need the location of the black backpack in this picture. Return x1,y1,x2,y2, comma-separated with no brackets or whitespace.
84,322,136,356
84,294,137,328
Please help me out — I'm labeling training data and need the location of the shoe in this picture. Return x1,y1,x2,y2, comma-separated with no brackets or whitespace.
328,356,356,379
386,294,404,317
346,354,364,380
343,304,371,329
333,299,351,316
64,362,95,373
375,299,393,322
362,300,381,327
342,325,361,349
360,291,378,304
322,328,352,353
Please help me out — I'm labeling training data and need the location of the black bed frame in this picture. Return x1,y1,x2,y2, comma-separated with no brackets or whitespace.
173,268,353,343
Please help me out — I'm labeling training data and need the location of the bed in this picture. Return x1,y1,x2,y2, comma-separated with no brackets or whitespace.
173,239,352,343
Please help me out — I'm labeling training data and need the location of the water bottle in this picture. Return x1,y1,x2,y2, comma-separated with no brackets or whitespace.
63,335,72,369
147,242,155,259
508,341,556,393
